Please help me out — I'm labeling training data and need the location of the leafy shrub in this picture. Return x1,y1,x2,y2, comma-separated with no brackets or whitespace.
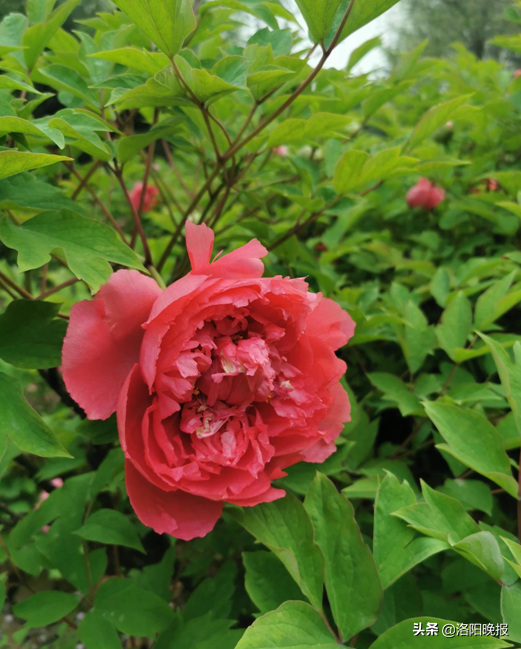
2,1,521,648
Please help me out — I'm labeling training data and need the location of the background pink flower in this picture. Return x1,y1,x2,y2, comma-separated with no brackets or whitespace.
62,223,354,540
406,178,445,210
129,181,160,213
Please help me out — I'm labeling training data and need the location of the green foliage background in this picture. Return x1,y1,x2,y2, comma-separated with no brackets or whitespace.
1,0,521,648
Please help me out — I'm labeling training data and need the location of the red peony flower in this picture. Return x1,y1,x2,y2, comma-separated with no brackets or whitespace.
62,223,354,540
406,178,445,210
129,181,160,213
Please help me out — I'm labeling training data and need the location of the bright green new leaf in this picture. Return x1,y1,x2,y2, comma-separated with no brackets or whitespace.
435,292,473,360
304,473,382,640
0,372,71,458
0,299,66,369
243,551,303,614
370,617,511,648
13,591,78,628
0,75,44,95
94,579,175,637
424,401,517,497
374,474,448,589
0,211,146,293
0,150,70,180
22,0,81,70
230,494,324,610
79,611,123,649
294,0,343,44
234,601,339,649
327,0,402,47
75,509,145,553
111,0,196,57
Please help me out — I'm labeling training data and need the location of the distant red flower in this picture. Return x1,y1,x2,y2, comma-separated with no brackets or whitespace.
273,146,288,157
515,70,521,79
406,178,445,210
129,182,160,213
314,242,328,252
485,178,499,191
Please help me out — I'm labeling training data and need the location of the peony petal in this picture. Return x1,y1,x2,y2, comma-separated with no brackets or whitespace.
186,221,214,272
125,461,223,540
63,270,161,420
306,296,355,350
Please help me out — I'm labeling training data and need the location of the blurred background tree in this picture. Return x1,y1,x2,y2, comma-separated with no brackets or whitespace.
394,0,521,61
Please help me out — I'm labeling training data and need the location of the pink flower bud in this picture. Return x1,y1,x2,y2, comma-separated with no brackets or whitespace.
406,178,445,210
129,182,160,213
273,146,288,157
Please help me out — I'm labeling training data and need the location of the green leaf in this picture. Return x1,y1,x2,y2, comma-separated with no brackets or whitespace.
0,300,66,369
13,591,78,628
22,0,81,70
439,479,493,515
452,531,505,582
293,0,342,44
333,147,417,194
36,65,99,110
94,578,175,637
475,272,519,330
368,373,424,417
424,401,517,497
403,301,436,374
27,0,55,24
229,494,324,610
0,116,64,148
370,618,511,648
501,582,521,643
347,36,382,72
0,211,146,293
0,150,70,180
435,292,473,361
0,75,44,95
0,172,84,214
79,611,123,649
75,509,145,553
393,481,479,544
109,67,188,110
304,473,382,640
234,601,339,649
374,474,448,589
111,0,196,57
328,0,402,46
243,551,303,614
479,335,521,434
49,109,113,160
176,56,240,105
0,372,71,458
90,47,170,75
410,96,472,149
